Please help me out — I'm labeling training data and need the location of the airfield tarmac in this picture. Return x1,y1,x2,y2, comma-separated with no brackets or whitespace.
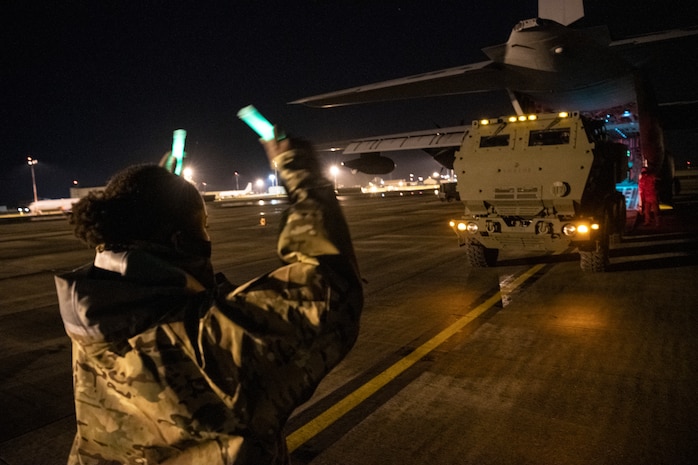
1,194,697,465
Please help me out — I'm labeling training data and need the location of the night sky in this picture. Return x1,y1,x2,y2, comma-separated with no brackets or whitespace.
3,1,697,206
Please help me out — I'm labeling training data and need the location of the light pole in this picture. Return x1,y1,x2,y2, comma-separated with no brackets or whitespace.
27,157,38,203
234,171,239,190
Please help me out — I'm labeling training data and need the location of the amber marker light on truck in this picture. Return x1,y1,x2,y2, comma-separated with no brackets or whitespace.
450,220,476,233
449,220,465,231
481,112,567,126
563,221,599,237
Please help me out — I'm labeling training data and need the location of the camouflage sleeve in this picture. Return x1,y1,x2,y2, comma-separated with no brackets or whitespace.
217,143,362,344
272,145,359,274
191,144,363,435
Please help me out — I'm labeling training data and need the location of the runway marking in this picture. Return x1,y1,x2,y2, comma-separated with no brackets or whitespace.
286,262,546,451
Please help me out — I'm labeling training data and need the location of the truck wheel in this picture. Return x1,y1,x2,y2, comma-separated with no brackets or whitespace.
579,235,609,272
464,239,499,267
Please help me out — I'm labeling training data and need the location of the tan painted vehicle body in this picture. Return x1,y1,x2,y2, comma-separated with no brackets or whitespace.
450,111,628,271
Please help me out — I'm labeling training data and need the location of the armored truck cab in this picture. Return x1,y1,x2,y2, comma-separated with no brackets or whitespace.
449,111,628,271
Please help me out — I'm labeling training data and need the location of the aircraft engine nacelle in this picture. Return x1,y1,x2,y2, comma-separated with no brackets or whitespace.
342,153,395,175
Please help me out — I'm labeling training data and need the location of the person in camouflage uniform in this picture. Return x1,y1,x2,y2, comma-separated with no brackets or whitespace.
55,134,363,464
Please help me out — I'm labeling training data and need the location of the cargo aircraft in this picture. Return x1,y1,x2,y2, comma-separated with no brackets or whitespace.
292,0,697,194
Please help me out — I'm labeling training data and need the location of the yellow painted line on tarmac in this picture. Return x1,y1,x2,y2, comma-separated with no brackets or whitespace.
286,263,546,451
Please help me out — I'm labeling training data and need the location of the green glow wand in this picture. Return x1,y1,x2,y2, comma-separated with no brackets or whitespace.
170,129,186,176
237,105,281,141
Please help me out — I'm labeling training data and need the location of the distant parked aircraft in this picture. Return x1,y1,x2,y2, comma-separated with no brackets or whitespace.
215,182,253,200
27,198,79,215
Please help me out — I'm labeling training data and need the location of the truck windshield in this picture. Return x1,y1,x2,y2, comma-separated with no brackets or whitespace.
528,128,570,146
479,134,510,147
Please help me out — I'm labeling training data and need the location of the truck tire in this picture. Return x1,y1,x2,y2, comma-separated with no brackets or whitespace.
579,246,607,272
579,232,609,272
464,239,499,267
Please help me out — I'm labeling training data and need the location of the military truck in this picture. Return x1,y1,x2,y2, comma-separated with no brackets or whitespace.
449,111,628,272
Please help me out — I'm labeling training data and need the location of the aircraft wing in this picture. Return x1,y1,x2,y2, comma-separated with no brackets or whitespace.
291,24,697,110
609,27,698,67
291,61,504,108
339,125,468,155
312,125,469,173
610,27,698,50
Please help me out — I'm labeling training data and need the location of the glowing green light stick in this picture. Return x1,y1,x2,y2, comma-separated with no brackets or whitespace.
237,105,277,141
171,129,187,176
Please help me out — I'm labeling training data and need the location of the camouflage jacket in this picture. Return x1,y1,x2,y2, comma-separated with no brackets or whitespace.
55,147,363,464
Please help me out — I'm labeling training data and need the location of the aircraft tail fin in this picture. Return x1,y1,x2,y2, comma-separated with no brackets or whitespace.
538,0,584,25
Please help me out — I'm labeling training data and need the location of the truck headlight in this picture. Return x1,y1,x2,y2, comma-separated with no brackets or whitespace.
450,221,479,234
562,223,576,236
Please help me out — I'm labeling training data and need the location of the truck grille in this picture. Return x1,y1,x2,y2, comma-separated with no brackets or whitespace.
491,234,566,252
492,187,542,217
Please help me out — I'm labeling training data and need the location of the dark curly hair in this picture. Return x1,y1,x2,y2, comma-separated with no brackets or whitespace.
70,164,204,249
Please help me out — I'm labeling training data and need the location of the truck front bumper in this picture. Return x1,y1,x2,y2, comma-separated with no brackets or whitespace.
449,217,602,253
